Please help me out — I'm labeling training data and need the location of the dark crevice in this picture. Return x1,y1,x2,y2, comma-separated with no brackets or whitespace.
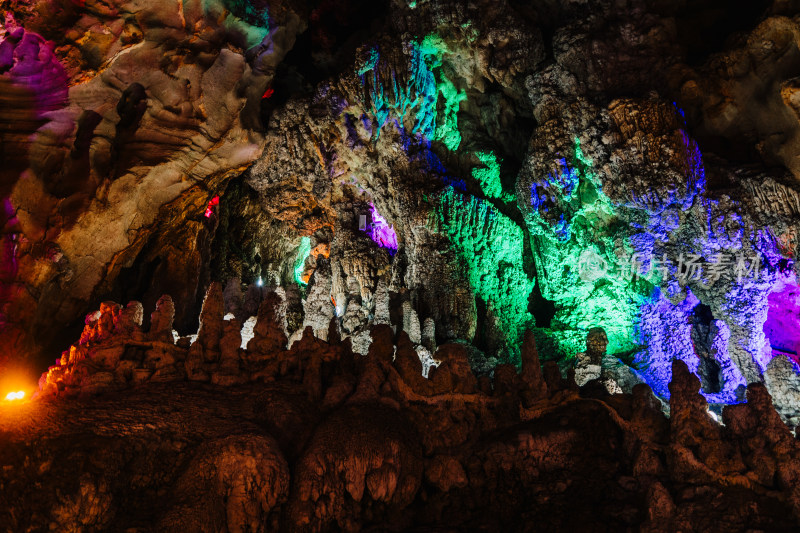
691,303,722,394
528,281,556,329
676,0,771,66
260,0,390,128
474,296,488,353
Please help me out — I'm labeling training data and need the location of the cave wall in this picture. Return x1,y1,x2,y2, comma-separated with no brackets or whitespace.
3,0,800,421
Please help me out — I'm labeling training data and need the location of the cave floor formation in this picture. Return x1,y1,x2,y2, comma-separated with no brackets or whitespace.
2,308,800,532
5,0,800,530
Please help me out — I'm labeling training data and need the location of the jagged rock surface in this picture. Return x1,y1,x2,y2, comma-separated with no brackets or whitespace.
5,0,800,529
3,296,800,531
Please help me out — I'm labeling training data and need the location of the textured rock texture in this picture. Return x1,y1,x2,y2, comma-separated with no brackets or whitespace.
3,296,800,531
0,0,304,361
5,0,800,528
5,0,800,416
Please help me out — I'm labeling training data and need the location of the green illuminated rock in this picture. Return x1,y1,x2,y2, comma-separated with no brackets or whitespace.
433,187,534,362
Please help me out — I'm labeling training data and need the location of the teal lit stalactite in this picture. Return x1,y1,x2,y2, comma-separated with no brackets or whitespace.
472,151,515,203
358,34,465,150
415,35,466,150
222,0,271,27
433,187,534,363
200,0,271,48
294,237,311,286
358,34,537,361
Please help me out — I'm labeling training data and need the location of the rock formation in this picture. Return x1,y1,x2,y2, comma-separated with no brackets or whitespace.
4,0,800,529
1,292,800,530
4,0,800,421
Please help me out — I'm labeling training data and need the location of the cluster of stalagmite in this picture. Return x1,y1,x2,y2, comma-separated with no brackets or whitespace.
38,281,450,396
2,290,798,531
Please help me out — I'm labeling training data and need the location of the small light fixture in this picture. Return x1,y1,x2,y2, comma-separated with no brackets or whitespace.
4,391,25,401
257,277,263,287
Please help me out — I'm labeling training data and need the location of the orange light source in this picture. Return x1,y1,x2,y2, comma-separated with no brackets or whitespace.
4,391,25,401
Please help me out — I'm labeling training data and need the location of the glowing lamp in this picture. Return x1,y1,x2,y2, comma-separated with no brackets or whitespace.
204,196,220,218
4,391,25,401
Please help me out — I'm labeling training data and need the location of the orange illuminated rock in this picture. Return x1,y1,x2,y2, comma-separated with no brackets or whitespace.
10,288,800,532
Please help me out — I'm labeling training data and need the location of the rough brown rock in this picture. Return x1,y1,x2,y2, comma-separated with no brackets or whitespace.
148,294,175,343
6,309,800,531
246,289,289,360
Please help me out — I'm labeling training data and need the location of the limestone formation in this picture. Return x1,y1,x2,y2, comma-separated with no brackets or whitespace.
148,295,176,344
0,0,306,363
6,0,800,529
245,290,289,361
5,292,800,531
